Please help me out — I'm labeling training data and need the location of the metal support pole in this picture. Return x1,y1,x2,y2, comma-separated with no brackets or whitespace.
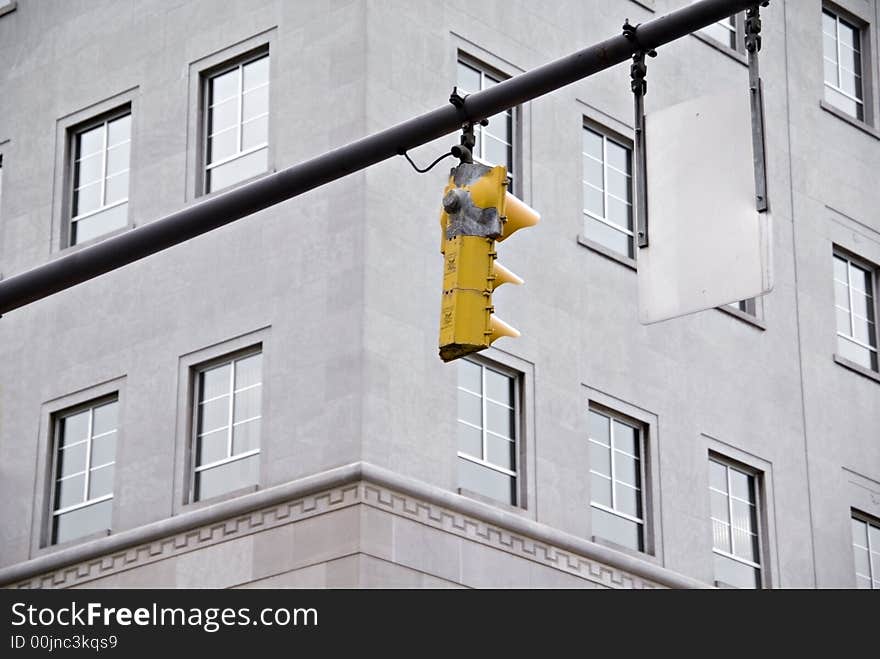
0,0,763,316
624,20,657,249
746,2,770,212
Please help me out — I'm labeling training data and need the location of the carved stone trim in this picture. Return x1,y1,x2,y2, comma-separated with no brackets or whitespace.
4,462,706,589
10,486,360,589
361,484,661,589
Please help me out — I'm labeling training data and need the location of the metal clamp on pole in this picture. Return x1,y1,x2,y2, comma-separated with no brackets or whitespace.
746,2,770,212
623,20,656,249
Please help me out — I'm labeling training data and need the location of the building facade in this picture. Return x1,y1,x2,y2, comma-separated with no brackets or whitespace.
0,0,878,588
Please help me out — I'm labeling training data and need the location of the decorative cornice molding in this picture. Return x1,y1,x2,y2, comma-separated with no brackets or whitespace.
2,462,709,589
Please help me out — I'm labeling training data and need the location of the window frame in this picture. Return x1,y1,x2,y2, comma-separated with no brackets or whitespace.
581,120,635,261
851,511,880,589
456,53,519,195
456,356,523,508
48,395,120,545
186,30,276,201
822,5,867,123
702,11,746,54
67,108,133,247
587,405,648,553
708,454,765,589
188,346,264,504
833,248,878,374
201,49,271,195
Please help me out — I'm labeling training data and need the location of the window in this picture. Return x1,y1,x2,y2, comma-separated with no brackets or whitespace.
582,126,634,259
456,358,519,506
192,350,263,501
851,513,880,589
709,457,762,588
823,8,865,121
69,111,131,245
588,409,645,551
701,12,745,53
204,52,269,193
456,57,515,188
50,398,118,544
834,251,877,371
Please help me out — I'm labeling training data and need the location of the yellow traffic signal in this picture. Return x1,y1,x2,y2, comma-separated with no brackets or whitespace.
438,163,539,362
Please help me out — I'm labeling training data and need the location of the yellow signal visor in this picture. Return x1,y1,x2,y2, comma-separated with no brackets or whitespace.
499,192,540,242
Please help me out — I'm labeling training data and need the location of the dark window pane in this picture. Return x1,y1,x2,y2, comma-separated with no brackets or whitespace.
711,490,730,525
243,55,269,91
851,517,868,547
484,368,512,405
458,458,515,505
606,140,630,174
712,518,731,553
456,61,481,94
458,359,481,394
106,142,130,176
589,441,611,477
72,203,128,243
582,128,603,160
709,460,727,492
591,506,642,551
88,464,114,498
90,432,117,466
54,499,112,544
232,418,260,455
207,147,267,192
199,395,230,435
92,401,118,436
486,433,515,471
55,474,85,509
583,154,603,186
485,401,513,438
614,452,640,488
210,68,239,105
242,115,268,150
729,469,754,503
233,385,262,423
457,422,482,458
73,180,102,216
714,553,759,589
615,482,641,518
75,153,103,188
590,473,612,507
197,428,228,466
585,215,631,257
589,411,610,446
57,443,88,479
107,114,130,147
612,420,639,456
583,183,604,217
104,171,129,204
201,364,231,401
457,389,482,427
234,353,262,390
195,454,259,501
77,126,104,159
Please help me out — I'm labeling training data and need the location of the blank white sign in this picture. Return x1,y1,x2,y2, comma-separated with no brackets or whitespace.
637,88,772,324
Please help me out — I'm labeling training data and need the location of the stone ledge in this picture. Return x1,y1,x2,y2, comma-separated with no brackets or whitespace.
1,462,710,589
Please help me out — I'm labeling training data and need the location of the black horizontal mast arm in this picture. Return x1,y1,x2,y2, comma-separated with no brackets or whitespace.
0,0,760,315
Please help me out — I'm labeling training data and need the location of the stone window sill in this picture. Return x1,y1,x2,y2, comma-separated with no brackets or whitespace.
578,234,637,271
820,101,880,141
834,354,880,384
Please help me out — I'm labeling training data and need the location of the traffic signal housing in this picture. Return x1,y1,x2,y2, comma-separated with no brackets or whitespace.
438,162,539,362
